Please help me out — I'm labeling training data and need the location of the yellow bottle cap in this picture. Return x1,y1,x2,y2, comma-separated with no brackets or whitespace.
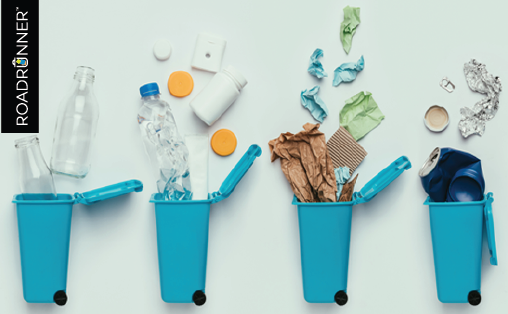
211,129,237,156
168,71,194,97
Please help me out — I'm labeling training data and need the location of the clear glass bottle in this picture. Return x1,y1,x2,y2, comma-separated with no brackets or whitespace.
50,66,99,178
15,135,57,200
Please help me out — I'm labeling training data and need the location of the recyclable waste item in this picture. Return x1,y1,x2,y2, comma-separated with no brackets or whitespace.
339,174,358,202
333,55,364,87
153,39,172,61
185,134,209,200
211,129,237,156
459,59,502,138
294,156,411,304
340,6,361,54
191,33,226,73
439,77,455,93
168,71,194,97
308,48,328,79
419,147,485,202
424,192,497,304
340,91,384,141
424,105,449,132
151,145,261,304
15,135,57,200
327,126,367,175
334,167,350,200
138,82,192,200
189,65,247,126
13,180,143,305
301,86,329,123
269,123,337,203
50,66,99,178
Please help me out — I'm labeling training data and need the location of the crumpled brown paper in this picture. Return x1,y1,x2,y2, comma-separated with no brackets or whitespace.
269,123,337,202
339,174,358,202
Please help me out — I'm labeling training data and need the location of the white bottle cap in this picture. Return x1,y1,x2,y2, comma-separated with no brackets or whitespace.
153,39,172,61
224,65,247,89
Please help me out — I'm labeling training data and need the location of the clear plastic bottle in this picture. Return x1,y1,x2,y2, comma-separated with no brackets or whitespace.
15,135,57,200
138,82,192,200
50,66,99,178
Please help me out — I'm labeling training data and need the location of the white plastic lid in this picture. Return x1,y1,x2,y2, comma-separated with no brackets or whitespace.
224,65,247,89
191,33,227,72
153,39,172,61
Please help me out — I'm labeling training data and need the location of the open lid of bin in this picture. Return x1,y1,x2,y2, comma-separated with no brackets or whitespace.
353,156,411,205
484,192,498,265
210,145,262,204
74,180,144,205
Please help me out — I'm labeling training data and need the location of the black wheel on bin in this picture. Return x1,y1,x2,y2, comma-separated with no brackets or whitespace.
193,290,206,306
334,290,348,306
53,290,67,306
468,290,481,306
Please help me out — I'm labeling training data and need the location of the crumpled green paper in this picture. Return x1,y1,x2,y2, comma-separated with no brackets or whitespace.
340,91,384,141
340,6,361,54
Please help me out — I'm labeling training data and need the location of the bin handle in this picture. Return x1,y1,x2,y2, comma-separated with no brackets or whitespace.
484,192,497,266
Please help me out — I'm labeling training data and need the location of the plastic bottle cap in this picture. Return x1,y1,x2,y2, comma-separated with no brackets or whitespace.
211,129,237,156
153,39,172,61
168,71,194,97
140,82,160,97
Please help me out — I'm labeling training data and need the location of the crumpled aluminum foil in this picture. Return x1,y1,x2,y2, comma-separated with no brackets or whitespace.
459,59,502,138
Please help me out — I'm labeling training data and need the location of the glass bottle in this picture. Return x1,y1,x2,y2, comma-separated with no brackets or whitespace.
15,135,57,200
50,66,99,178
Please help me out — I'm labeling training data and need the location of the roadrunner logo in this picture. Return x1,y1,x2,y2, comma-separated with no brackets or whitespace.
1,2,39,133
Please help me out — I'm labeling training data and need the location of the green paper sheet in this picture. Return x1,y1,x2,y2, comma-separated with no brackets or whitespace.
340,6,361,54
340,91,384,141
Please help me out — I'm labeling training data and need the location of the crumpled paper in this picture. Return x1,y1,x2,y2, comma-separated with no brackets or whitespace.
339,174,358,202
459,59,502,138
327,126,367,175
334,167,350,200
301,86,329,123
308,48,328,79
269,123,337,203
340,6,361,54
340,91,385,141
333,55,364,87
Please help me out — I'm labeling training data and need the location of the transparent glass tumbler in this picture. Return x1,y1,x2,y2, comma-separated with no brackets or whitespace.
51,66,99,178
15,135,57,200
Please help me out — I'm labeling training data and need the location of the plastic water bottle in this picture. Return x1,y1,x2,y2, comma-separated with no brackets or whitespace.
50,66,99,178
138,82,192,200
15,135,57,200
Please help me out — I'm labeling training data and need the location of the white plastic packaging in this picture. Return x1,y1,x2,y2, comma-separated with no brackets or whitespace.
191,33,226,73
189,65,247,126
185,134,209,200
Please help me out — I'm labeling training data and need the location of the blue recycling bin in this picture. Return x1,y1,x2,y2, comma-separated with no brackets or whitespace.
13,180,143,305
151,145,262,305
424,192,497,305
293,156,411,304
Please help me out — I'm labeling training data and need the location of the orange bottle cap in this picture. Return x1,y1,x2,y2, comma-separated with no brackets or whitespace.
168,71,194,97
211,129,237,156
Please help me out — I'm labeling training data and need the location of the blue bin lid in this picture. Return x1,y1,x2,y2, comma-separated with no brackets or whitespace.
74,180,144,205
484,193,498,265
353,156,412,205
210,145,262,204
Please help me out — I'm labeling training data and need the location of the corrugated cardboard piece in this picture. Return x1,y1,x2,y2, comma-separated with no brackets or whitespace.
327,126,367,175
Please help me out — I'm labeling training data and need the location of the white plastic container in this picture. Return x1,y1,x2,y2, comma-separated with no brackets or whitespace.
189,65,247,126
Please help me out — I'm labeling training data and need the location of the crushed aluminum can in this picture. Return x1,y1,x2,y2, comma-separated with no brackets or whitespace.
459,59,502,138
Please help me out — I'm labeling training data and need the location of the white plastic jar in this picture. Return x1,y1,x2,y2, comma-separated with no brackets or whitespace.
189,65,247,126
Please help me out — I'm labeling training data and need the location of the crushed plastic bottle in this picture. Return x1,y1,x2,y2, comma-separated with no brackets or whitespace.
138,82,192,200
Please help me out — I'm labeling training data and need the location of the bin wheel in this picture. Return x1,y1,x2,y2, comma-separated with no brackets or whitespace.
54,290,67,306
193,290,206,306
468,291,481,306
334,290,348,306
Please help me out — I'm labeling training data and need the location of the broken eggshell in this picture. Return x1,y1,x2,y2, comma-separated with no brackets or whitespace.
424,105,449,132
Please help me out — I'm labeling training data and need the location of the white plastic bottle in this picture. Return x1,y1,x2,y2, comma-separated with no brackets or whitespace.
189,65,247,126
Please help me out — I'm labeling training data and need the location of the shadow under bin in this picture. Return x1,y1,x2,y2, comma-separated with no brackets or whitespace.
13,180,143,305
293,156,411,305
424,192,497,305
150,144,262,305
